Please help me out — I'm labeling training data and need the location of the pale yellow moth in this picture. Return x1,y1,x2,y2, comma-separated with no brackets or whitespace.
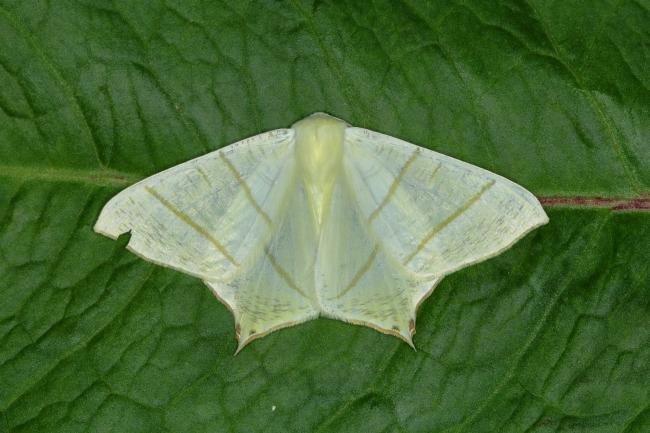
95,113,548,353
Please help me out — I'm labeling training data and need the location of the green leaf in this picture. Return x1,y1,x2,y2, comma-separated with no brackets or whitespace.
0,1,648,432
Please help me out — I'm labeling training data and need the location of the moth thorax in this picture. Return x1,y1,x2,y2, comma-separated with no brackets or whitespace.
293,113,346,226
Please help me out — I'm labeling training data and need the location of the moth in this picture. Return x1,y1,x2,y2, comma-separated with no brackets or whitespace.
95,113,548,353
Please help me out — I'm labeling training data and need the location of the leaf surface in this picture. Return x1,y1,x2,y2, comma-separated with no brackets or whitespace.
0,1,648,432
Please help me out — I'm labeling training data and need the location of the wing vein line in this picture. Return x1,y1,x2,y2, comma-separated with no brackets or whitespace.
264,247,310,300
428,163,442,182
403,180,496,265
144,186,239,266
335,245,379,299
369,148,420,222
195,164,212,185
220,153,273,225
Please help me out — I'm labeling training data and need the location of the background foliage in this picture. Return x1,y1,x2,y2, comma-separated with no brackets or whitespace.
0,1,648,432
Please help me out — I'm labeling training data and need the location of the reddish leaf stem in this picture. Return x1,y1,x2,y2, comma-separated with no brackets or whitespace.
539,196,650,211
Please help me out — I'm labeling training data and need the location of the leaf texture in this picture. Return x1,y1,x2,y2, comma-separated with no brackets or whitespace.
0,1,648,432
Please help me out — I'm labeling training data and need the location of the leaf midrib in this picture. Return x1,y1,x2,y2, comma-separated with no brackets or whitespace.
1,164,648,211
0,164,141,187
